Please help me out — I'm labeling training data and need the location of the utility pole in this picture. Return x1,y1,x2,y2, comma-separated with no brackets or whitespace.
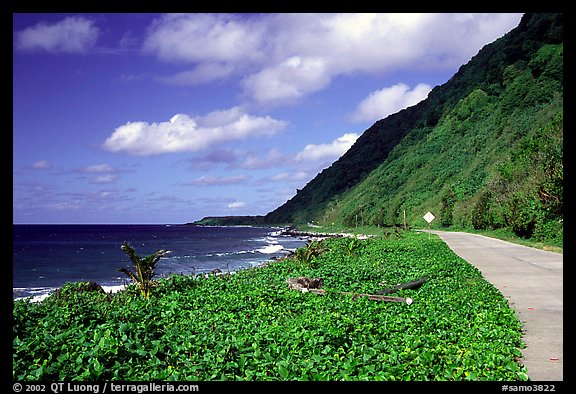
403,209,407,230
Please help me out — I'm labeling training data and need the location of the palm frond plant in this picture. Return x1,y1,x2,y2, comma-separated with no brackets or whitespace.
292,240,324,268
344,236,362,256
118,241,171,300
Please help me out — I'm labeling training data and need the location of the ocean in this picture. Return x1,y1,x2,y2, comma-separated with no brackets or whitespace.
12,224,308,301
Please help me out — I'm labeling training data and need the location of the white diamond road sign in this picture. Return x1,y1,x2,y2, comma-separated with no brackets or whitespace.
423,212,435,223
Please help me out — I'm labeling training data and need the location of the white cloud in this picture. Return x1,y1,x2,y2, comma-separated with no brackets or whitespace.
144,14,265,64
15,16,99,53
47,201,81,211
227,201,246,209
229,132,359,171
98,191,115,198
102,107,287,155
236,148,286,169
83,163,116,173
30,160,51,169
268,172,309,182
186,174,249,186
90,174,117,184
143,13,522,105
241,56,331,105
158,63,236,85
186,148,243,170
349,83,432,123
294,133,360,163
261,171,312,187
143,13,265,84
192,132,361,178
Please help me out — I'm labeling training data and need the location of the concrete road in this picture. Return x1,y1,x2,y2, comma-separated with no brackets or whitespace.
431,231,563,381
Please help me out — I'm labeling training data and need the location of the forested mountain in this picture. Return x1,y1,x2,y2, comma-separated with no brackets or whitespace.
196,13,563,245
260,13,563,244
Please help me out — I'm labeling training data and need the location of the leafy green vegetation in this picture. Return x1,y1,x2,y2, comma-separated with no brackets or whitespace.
329,73,562,245
13,232,527,381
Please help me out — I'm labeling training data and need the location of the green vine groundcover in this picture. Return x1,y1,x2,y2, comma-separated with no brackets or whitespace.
13,231,527,381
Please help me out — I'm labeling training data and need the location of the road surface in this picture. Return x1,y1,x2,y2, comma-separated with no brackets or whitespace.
431,231,563,381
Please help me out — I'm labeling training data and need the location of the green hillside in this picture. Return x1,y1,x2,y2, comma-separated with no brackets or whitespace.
264,13,563,246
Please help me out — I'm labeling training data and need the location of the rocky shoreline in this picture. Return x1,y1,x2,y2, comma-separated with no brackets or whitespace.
278,227,344,239
279,226,372,240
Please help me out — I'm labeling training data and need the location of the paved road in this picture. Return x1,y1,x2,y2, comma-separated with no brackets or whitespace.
431,231,563,381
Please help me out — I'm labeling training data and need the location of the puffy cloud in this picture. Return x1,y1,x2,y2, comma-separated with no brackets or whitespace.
294,133,360,163
15,16,99,53
102,107,287,155
349,83,432,123
143,13,265,64
72,163,118,184
227,132,359,171
143,13,265,84
186,133,358,172
241,56,331,105
144,13,522,106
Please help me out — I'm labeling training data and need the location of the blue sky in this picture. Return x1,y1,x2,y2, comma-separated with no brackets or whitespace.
13,13,523,224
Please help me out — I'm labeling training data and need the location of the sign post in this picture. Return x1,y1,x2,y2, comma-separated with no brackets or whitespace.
423,212,435,239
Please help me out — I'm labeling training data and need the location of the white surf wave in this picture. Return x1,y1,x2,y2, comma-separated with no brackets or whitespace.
14,284,127,303
257,244,285,254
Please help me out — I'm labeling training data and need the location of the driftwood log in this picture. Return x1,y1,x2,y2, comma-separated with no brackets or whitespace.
376,277,427,295
286,276,413,304
286,276,323,291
